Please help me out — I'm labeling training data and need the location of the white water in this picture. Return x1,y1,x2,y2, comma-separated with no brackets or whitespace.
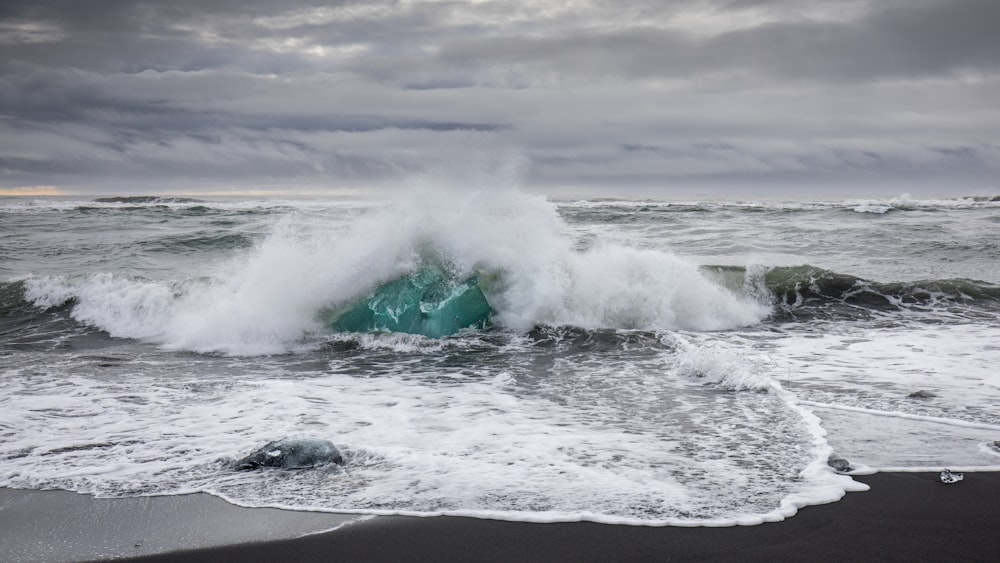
3,186,998,526
0,332,863,525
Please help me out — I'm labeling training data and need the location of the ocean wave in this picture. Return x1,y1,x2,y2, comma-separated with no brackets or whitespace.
849,205,893,214
704,264,1000,320
93,196,207,204
0,280,29,316
13,188,995,354
12,187,771,355
555,194,1000,214
137,233,255,253
13,254,999,357
767,266,1000,309
0,197,379,215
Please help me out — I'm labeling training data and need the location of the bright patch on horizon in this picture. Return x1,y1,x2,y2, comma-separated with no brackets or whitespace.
0,186,66,196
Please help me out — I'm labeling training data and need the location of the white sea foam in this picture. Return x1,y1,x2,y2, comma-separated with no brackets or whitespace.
769,322,1000,426
0,337,862,525
758,320,1000,469
668,334,869,521
25,273,185,341
851,205,892,214
800,401,1000,432
671,335,773,391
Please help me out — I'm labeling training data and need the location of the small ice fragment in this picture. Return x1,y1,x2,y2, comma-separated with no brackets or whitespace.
827,455,851,473
235,437,344,470
940,469,964,484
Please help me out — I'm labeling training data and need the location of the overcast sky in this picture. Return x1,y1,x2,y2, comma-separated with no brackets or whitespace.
1,0,998,197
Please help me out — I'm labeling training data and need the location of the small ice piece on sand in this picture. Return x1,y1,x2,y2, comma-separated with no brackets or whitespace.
940,469,964,484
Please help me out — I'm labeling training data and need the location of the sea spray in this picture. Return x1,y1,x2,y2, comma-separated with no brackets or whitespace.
21,185,770,353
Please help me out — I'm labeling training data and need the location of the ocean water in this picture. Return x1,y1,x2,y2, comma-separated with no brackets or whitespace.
2,188,999,526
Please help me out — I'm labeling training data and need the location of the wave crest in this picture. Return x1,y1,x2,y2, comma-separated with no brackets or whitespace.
14,187,770,354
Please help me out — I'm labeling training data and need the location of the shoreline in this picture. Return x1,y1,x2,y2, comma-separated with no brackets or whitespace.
2,472,999,562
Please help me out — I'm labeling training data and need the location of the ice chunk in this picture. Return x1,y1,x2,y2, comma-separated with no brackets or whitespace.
235,437,344,470
827,455,852,473
328,265,492,338
940,468,964,484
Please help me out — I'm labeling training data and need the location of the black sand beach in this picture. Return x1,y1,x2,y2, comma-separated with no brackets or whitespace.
3,472,998,562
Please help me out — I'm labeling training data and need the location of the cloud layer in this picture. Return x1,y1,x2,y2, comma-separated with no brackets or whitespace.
2,0,999,195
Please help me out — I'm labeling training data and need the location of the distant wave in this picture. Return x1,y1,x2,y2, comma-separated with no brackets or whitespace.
704,264,1000,320
849,205,893,214
960,195,1000,202
93,196,206,204
556,195,1000,214
0,280,29,317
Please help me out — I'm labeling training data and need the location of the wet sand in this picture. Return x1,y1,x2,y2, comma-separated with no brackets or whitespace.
2,472,998,562
0,488,357,562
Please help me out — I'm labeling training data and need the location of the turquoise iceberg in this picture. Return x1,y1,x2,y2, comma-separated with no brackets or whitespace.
328,265,492,338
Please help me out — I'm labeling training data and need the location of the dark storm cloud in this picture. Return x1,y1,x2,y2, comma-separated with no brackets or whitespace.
1,0,998,195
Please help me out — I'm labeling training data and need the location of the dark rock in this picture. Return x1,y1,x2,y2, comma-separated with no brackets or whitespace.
235,437,344,470
827,455,851,473
907,390,937,399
